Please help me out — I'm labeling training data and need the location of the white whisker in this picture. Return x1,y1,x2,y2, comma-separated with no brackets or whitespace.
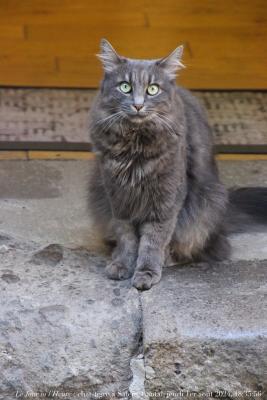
153,112,177,138
96,111,124,132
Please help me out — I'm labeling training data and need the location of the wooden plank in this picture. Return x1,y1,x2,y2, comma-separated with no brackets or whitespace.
0,25,24,39
216,154,267,161
28,150,95,160
0,60,265,89
0,0,145,14
0,151,27,160
0,54,55,72
146,0,267,27
0,66,266,90
1,0,265,26
23,25,267,57
9,12,147,27
0,4,146,25
0,151,266,161
0,47,265,89
2,25,266,59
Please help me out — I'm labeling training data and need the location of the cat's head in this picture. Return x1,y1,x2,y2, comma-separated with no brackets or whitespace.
97,39,184,125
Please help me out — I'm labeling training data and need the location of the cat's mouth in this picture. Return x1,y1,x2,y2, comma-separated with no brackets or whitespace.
126,111,151,124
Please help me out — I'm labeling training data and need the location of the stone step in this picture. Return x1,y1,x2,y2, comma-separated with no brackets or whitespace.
141,260,267,399
0,159,266,260
0,236,141,400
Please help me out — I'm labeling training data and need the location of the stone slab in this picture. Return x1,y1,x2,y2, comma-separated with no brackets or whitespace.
141,260,267,399
0,235,141,400
0,160,100,251
0,160,266,262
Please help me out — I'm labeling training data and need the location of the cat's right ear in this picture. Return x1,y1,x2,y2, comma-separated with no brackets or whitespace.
97,39,123,72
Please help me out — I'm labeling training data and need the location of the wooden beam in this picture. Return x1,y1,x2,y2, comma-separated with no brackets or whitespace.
1,151,267,161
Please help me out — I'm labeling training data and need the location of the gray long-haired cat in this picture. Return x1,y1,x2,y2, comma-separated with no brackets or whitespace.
88,39,267,290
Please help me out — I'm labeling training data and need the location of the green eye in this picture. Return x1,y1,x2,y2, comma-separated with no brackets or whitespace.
120,82,132,93
147,84,159,96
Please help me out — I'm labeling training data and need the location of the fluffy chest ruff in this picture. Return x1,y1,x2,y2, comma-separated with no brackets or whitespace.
95,122,185,222
102,147,182,222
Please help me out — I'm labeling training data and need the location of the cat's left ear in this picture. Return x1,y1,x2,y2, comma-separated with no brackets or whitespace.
157,45,185,79
97,38,124,73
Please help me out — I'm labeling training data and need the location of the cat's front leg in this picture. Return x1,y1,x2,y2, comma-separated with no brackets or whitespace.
132,218,176,290
106,219,138,280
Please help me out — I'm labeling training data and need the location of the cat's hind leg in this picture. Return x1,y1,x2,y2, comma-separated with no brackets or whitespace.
171,228,230,263
171,187,230,262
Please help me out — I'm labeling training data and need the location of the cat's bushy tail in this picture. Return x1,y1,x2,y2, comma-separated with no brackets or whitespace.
226,187,267,233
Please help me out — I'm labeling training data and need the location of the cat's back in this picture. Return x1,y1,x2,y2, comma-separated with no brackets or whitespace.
175,86,214,150
175,86,208,120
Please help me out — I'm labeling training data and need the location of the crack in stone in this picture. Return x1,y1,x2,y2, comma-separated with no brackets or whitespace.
129,291,149,400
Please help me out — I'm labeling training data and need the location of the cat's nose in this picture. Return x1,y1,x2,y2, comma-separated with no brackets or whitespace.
134,104,144,111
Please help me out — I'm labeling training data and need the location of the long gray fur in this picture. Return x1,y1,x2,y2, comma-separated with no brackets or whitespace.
88,39,232,290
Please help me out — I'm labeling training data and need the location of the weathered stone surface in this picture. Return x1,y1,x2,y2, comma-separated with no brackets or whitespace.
0,160,100,251
0,160,266,259
230,232,267,261
141,261,267,399
218,160,267,187
0,235,141,400
30,244,64,266
0,159,267,399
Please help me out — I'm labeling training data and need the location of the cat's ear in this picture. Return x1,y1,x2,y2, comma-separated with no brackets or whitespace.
157,45,185,79
97,39,123,72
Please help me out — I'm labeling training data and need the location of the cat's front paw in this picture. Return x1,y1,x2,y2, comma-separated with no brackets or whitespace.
132,269,162,291
105,260,133,280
